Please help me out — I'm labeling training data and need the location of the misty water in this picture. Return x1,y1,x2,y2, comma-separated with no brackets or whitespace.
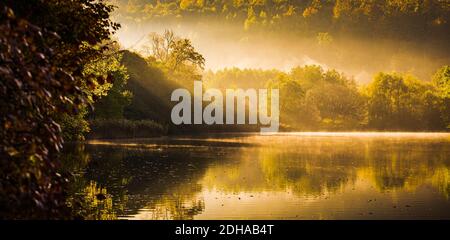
65,133,450,219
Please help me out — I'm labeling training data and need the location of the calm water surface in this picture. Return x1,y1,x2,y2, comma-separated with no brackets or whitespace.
65,132,450,219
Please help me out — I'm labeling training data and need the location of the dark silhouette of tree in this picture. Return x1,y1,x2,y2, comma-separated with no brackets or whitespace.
0,0,118,219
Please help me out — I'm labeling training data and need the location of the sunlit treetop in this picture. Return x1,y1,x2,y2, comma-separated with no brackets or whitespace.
113,0,449,41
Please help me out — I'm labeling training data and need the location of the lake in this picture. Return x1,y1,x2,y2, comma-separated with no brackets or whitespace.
64,132,450,219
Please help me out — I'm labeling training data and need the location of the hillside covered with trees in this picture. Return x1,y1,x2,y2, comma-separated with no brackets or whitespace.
116,0,449,40
0,0,449,219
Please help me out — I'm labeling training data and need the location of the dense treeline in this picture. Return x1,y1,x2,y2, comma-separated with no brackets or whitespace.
203,65,450,130
204,67,281,89
87,29,450,132
91,38,450,132
115,0,449,41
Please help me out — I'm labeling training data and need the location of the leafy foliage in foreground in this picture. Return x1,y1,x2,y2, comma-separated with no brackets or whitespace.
0,0,118,219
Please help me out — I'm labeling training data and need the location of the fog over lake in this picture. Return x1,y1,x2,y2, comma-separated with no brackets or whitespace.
64,132,450,220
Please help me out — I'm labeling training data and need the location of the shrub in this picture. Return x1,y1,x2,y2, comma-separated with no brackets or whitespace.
88,119,167,139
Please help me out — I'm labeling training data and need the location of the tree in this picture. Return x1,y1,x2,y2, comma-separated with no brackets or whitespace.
92,68,132,119
0,0,118,219
433,65,450,98
306,82,365,129
366,72,446,130
432,66,450,128
289,65,366,129
142,30,205,86
88,44,132,120
366,73,409,129
290,65,324,90
267,73,320,130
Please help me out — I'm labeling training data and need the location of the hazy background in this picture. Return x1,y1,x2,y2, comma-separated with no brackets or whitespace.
114,18,449,83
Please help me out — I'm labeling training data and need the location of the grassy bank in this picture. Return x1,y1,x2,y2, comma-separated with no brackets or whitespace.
87,119,167,139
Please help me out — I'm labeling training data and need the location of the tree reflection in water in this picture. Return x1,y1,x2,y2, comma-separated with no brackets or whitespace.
62,133,450,219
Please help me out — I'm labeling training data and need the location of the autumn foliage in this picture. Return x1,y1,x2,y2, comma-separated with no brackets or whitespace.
0,0,118,219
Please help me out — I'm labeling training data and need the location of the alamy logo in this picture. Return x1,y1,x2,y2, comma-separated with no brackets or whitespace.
170,81,279,133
